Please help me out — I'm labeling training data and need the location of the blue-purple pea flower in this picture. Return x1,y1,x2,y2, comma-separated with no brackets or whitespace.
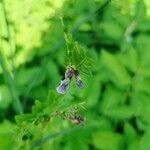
56,67,84,94
74,70,84,89
56,78,70,94
76,74,84,89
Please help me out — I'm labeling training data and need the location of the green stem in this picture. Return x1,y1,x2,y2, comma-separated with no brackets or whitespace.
60,17,71,66
1,0,16,76
0,52,23,114
1,0,23,114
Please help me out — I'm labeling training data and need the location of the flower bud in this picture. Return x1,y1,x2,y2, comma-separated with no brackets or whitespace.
65,68,74,79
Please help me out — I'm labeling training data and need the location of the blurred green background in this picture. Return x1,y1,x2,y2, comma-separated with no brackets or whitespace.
0,0,150,149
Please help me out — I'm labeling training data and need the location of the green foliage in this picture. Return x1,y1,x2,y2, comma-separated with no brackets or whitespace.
14,90,86,149
0,0,150,150
0,121,17,149
101,50,131,89
92,131,124,150
64,31,93,75
0,85,11,109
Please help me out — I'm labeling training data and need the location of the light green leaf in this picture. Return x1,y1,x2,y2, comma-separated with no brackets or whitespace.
140,127,150,150
134,79,150,94
0,85,12,109
119,47,139,73
92,131,124,150
99,84,123,112
0,121,17,150
135,0,146,23
101,50,131,89
104,106,135,120
82,74,101,107
124,123,138,145
99,21,123,41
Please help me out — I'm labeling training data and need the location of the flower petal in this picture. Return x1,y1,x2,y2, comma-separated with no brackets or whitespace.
76,75,84,89
56,78,70,94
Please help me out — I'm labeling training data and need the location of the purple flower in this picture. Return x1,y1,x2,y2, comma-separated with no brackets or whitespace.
76,74,84,89
56,67,84,94
56,78,70,94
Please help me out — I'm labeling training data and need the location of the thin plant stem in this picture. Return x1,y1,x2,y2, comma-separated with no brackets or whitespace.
1,0,16,77
1,0,23,114
0,52,23,114
60,17,71,66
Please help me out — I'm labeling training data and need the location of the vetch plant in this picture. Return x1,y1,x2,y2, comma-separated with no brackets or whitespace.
14,13,92,141
56,18,92,94
14,21,92,148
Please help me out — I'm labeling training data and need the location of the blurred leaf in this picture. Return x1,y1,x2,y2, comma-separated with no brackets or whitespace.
135,34,150,65
101,50,131,89
99,21,123,41
138,66,150,77
0,121,16,150
30,86,48,100
134,79,150,94
124,123,138,145
119,47,139,73
104,106,136,120
128,140,140,150
0,85,12,109
16,67,45,87
64,139,88,150
140,126,150,150
138,20,150,32
99,84,123,112
82,74,101,107
135,0,146,23
92,131,124,150
79,23,92,32
47,60,61,89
